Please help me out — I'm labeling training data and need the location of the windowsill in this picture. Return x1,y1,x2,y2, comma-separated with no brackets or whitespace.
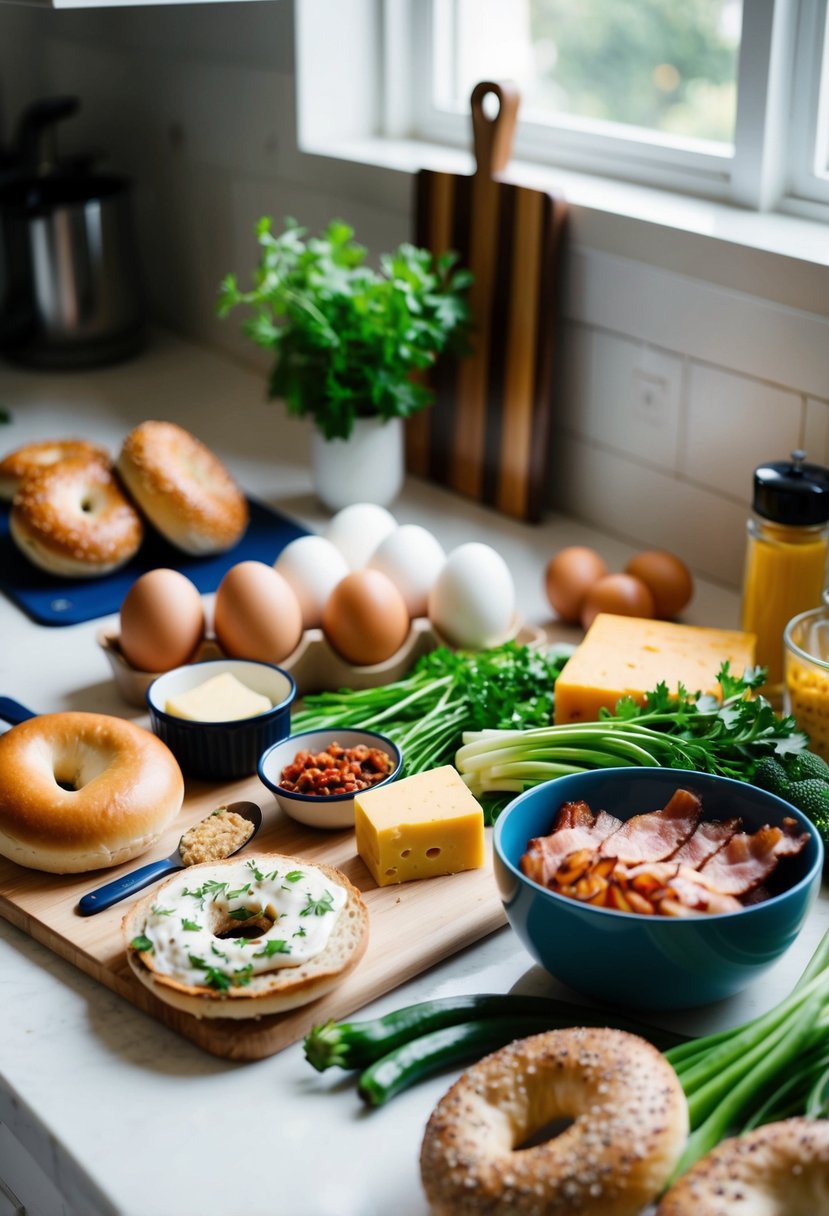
298,134,829,319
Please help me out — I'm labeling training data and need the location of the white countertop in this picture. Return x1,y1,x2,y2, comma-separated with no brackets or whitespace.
0,331,825,1216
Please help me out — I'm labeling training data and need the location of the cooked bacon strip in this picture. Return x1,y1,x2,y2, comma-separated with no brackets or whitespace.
598,788,702,864
554,800,595,830
698,820,809,896
521,807,622,886
670,817,741,868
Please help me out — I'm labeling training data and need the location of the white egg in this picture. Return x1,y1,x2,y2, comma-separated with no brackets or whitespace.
367,524,446,617
428,542,516,649
323,503,398,569
274,535,349,629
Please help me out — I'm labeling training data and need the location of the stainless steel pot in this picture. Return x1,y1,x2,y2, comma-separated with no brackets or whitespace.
0,97,145,368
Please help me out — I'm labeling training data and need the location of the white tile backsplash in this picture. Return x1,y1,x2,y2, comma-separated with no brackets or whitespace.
3,0,829,592
683,363,802,497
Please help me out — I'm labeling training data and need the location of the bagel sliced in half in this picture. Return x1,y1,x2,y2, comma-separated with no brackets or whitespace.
122,853,368,1020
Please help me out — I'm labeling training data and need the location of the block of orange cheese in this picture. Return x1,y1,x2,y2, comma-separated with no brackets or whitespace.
553,613,757,724
354,765,486,887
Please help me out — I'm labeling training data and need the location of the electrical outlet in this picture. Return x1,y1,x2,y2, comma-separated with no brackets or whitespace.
632,368,670,429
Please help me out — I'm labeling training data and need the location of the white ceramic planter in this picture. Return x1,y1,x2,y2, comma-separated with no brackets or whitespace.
311,415,404,511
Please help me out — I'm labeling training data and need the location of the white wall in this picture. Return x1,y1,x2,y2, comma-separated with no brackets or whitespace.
1,0,828,588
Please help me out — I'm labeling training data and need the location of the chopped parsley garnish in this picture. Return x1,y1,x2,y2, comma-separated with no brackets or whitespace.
227,906,256,921
151,905,174,917
187,953,250,992
284,870,305,883
254,939,292,958
246,861,265,881
181,918,201,932
210,944,229,961
131,934,153,953
293,926,307,938
227,883,253,899
301,889,335,917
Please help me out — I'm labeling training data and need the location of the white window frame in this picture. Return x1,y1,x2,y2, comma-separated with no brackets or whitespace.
379,0,828,218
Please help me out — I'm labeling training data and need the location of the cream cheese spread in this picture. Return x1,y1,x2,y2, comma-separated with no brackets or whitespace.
134,857,346,991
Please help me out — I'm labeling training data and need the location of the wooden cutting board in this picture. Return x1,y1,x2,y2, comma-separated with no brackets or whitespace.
0,776,506,1061
407,81,568,523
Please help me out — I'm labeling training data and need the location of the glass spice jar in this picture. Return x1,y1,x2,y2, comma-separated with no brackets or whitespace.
740,451,829,704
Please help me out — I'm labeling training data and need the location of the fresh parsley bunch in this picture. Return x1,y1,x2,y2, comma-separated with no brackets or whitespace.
218,217,473,440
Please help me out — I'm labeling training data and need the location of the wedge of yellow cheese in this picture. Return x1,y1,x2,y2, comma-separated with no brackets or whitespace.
354,765,486,887
553,613,757,725
165,672,272,722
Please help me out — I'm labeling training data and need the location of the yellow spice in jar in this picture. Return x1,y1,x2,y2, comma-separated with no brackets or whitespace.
786,656,829,762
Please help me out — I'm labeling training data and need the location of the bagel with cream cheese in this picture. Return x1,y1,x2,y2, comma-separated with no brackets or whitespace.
0,712,183,873
123,853,369,1019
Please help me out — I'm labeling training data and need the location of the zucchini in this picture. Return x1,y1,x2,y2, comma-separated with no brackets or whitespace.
303,992,684,1073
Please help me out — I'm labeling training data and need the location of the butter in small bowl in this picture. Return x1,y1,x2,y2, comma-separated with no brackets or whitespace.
147,658,295,781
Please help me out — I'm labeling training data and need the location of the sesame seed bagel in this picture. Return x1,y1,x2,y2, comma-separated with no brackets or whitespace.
656,1117,829,1215
0,712,184,873
420,1027,689,1216
123,853,369,1020
0,438,111,500
117,420,248,555
10,457,143,577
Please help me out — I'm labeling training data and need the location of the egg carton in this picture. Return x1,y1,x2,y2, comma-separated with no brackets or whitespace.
97,616,547,708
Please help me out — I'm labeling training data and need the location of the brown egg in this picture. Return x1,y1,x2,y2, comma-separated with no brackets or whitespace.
214,561,303,663
120,568,205,673
323,569,410,666
580,573,655,632
544,546,608,623
625,550,694,619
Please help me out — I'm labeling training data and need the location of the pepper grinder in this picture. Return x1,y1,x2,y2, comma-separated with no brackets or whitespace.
740,451,829,703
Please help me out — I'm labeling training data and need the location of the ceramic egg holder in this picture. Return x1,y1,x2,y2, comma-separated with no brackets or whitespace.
98,617,546,707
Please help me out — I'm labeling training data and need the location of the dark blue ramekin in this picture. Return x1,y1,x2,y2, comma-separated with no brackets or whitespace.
146,658,296,781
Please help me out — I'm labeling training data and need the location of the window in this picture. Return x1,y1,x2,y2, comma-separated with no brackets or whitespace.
396,0,829,215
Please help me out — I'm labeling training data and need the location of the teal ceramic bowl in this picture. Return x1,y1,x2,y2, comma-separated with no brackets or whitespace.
493,768,823,1010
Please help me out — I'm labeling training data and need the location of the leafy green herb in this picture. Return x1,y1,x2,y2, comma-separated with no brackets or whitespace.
254,939,292,958
290,641,569,818
293,926,307,938
151,905,174,917
301,890,336,918
211,806,228,816
187,954,251,992
131,934,153,953
227,906,256,921
218,217,473,440
210,944,229,961
283,870,305,883
246,861,265,881
181,919,201,932
227,884,253,899
456,663,809,811
186,879,228,903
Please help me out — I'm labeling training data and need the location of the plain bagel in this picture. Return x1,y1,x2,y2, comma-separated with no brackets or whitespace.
0,438,111,500
0,712,184,873
420,1026,689,1216
123,853,369,1019
10,457,144,578
117,420,248,555
656,1117,829,1215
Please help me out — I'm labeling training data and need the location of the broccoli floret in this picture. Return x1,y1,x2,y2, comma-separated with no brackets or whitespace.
752,756,791,797
786,778,829,845
787,751,829,783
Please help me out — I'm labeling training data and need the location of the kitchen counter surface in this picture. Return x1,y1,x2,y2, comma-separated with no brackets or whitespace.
0,331,826,1216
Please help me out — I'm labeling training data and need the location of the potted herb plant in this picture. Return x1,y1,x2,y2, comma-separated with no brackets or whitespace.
218,217,472,510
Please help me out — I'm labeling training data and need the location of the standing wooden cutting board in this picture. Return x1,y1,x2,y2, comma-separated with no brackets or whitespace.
0,775,506,1061
408,81,567,523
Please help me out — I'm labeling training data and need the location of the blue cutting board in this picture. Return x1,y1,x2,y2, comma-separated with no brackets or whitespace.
0,497,309,626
